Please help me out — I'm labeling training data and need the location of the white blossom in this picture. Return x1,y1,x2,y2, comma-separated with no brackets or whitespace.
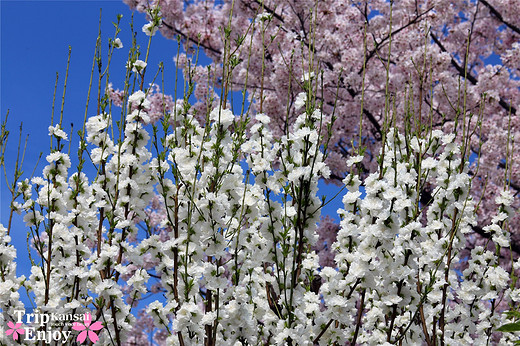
294,92,307,110
113,37,123,49
301,71,315,82
129,59,147,73
48,124,68,140
142,22,158,36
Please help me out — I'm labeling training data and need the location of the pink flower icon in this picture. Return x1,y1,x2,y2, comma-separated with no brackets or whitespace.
5,321,25,341
72,313,104,344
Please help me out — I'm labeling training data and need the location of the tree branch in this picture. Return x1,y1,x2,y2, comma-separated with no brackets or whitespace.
361,7,435,73
161,20,222,57
479,0,520,35
430,32,517,115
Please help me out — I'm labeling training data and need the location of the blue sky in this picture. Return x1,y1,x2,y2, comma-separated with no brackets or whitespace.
1,0,185,289
1,0,179,162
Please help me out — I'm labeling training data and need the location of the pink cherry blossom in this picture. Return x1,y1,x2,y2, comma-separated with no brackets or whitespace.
72,313,104,344
5,321,24,341
123,0,519,249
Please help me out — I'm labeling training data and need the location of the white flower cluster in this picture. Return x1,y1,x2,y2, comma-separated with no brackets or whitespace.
113,37,123,49
319,129,519,344
255,12,273,22
6,89,160,343
294,92,307,110
142,22,158,36
127,59,147,73
0,225,25,339
484,190,515,248
48,124,68,141
5,91,518,344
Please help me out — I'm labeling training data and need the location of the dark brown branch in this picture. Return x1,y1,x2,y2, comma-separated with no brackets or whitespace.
313,319,333,344
479,0,520,35
248,0,285,23
362,7,435,73
351,288,366,345
321,59,383,138
347,86,383,139
430,32,517,115
161,20,222,56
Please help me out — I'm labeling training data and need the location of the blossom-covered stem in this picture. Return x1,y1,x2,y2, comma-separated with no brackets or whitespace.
312,318,333,344
386,129,412,341
387,252,412,342
3,117,29,237
439,208,460,345
93,29,107,261
96,169,106,259
173,186,180,301
220,0,236,106
44,60,70,306
232,170,251,286
44,155,59,306
258,127,284,309
151,119,181,304
258,3,266,113
289,43,318,298
394,281,438,345
289,144,316,295
265,186,283,309
417,281,432,346
170,181,185,346
110,111,147,346
105,299,121,345
378,3,394,179
58,47,71,127
68,125,90,305
351,288,366,345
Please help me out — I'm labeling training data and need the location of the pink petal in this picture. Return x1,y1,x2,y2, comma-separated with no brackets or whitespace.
72,322,86,331
12,332,19,341
77,330,88,343
5,329,14,336
14,323,23,329
7,321,15,329
84,313,92,327
89,321,104,331
88,330,99,343
16,328,25,335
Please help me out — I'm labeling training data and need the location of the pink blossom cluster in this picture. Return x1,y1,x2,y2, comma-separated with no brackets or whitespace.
123,0,520,251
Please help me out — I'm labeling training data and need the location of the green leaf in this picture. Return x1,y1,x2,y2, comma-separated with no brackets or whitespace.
505,310,520,320
497,322,520,332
